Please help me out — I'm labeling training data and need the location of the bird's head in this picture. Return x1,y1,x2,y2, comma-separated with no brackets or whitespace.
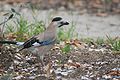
52,17,69,27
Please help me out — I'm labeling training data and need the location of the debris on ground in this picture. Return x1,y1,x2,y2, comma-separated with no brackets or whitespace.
0,40,120,80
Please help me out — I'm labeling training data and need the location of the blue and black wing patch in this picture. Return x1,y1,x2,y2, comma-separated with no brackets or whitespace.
38,39,55,46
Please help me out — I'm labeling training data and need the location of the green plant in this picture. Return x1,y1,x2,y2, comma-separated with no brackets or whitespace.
4,9,45,41
15,16,29,41
61,44,71,53
6,24,15,33
57,21,77,53
106,36,120,51
105,0,112,3
112,40,120,51
28,21,45,37
81,38,94,44
58,21,77,41
95,37,104,45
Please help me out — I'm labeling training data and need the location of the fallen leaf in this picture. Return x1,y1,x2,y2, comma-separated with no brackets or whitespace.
96,12,108,17
6,33,17,40
108,70,120,76
67,59,81,68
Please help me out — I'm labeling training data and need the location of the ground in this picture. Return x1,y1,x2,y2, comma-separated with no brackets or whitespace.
0,42,120,80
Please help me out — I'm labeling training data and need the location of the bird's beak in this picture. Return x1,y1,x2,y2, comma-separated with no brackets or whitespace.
62,21,69,25
58,21,69,27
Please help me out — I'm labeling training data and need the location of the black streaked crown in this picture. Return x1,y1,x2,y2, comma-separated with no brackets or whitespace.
52,17,62,22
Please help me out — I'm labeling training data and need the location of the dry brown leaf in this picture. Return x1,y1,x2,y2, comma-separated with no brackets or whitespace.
64,39,85,49
68,62,80,68
92,3,102,8
112,0,120,3
72,39,85,49
74,0,83,7
108,70,120,76
6,33,17,40
95,0,101,4
67,60,81,68
96,12,108,17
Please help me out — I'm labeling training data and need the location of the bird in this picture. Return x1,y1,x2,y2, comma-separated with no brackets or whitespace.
0,17,69,66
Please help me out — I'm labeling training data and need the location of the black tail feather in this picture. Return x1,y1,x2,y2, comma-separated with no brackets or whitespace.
0,41,17,44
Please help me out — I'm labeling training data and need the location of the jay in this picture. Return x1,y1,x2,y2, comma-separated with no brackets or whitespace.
0,17,69,65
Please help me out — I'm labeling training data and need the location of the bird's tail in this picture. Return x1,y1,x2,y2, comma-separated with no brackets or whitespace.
0,40,17,44
0,40,24,46
0,40,25,52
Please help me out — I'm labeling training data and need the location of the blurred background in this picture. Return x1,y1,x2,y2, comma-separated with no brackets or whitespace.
0,0,120,38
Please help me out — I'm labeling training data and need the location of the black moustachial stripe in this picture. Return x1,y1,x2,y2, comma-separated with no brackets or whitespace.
52,17,62,22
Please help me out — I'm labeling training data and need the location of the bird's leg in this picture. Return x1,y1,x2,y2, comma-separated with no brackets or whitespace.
36,55,45,75
45,51,52,77
48,51,52,64
39,55,45,67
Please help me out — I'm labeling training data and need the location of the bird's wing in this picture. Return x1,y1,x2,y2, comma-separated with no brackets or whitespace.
20,32,56,50
21,36,39,49
22,31,46,48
